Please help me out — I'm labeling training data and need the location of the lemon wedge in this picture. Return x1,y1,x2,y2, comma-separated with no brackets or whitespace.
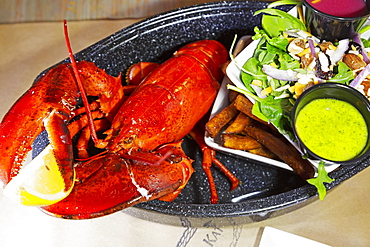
3,145,75,206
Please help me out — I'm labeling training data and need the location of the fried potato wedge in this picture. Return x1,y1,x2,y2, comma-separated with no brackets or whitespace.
221,134,262,150
248,147,279,160
224,112,253,134
243,127,314,180
205,103,239,138
233,94,267,124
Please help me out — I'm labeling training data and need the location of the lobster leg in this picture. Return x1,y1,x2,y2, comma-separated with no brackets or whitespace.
126,62,160,85
76,119,111,159
189,118,240,204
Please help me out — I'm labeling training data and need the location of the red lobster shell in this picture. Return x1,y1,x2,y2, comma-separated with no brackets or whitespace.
0,39,236,219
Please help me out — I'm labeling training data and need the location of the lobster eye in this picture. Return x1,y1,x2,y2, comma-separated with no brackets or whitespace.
168,154,183,164
123,137,133,144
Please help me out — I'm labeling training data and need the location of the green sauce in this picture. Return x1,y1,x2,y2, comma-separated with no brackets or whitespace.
295,98,368,161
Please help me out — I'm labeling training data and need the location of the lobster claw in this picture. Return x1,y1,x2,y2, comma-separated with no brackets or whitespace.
0,58,124,205
0,62,91,206
40,141,194,219
0,108,75,205
0,63,80,189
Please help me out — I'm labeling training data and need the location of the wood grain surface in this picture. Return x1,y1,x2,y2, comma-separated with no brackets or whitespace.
0,0,274,23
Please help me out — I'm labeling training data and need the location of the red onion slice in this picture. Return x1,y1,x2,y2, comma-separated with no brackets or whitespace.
308,38,316,58
353,33,370,63
350,63,370,88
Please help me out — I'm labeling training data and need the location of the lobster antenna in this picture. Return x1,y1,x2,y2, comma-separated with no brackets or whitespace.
63,20,99,143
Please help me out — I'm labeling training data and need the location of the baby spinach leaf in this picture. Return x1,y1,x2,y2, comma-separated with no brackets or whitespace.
227,85,293,137
241,57,266,78
252,102,269,122
259,49,276,64
258,96,294,136
240,57,267,92
279,54,300,70
254,9,306,38
361,38,370,47
267,35,289,51
240,73,257,93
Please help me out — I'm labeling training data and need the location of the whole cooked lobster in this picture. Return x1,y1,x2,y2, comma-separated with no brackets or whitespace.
0,22,239,219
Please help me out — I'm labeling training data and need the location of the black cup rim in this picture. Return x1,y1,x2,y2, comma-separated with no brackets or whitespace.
291,83,370,165
302,0,370,21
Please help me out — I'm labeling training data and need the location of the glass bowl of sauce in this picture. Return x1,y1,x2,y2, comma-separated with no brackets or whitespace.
302,0,370,41
291,83,370,164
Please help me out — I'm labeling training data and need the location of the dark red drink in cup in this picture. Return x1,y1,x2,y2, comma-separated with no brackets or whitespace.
305,0,368,18
303,0,370,41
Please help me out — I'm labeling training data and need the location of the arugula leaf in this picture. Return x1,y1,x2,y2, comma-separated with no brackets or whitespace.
307,161,335,200
254,9,306,38
327,61,354,84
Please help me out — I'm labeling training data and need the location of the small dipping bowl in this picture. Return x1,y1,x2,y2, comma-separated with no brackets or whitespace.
291,83,370,164
302,0,370,41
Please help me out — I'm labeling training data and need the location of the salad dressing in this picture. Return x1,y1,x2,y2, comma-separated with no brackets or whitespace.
295,98,368,161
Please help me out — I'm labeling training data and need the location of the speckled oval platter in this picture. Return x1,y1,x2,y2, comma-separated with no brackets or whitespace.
32,1,370,227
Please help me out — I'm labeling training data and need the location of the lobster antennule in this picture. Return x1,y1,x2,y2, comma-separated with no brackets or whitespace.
63,20,98,144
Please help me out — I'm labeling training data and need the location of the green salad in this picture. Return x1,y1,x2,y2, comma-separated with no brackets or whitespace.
227,0,370,200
